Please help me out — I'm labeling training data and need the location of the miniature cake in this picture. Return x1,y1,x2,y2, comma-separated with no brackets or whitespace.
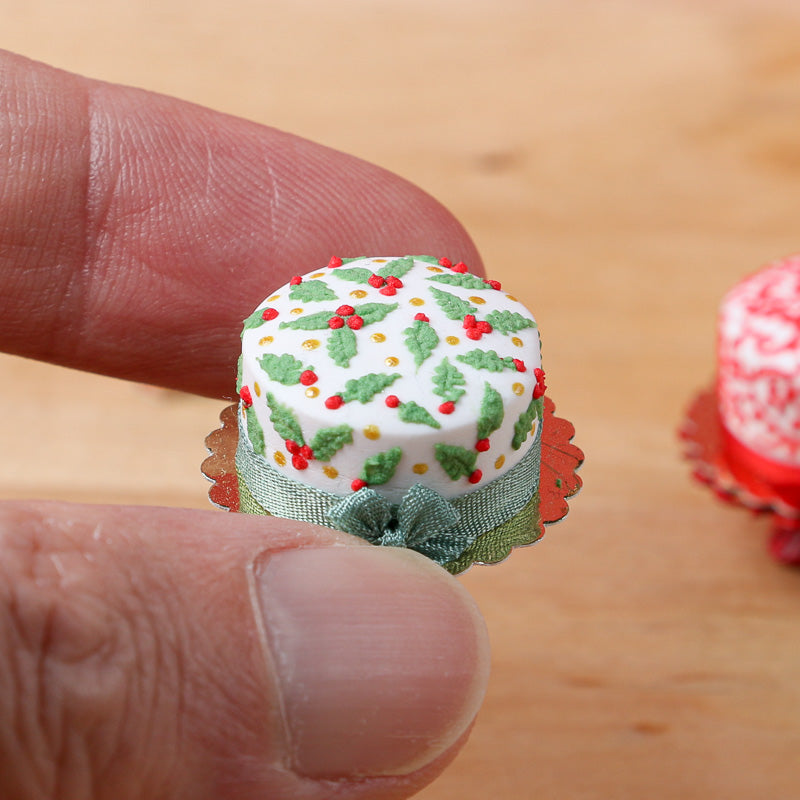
235,255,546,566
717,255,800,478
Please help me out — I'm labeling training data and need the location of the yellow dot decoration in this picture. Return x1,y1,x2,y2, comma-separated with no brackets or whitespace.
305,387,319,398
363,425,381,440
374,258,387,263
311,272,325,278
506,294,518,302
413,463,428,475
469,296,486,305
385,356,399,367
267,294,280,302
427,266,443,273
371,333,386,343
290,307,304,315
511,337,523,348
323,466,338,479
259,335,274,346
410,297,425,306
274,452,287,467
512,382,525,396
254,382,261,397
446,336,460,345
495,455,506,470
350,289,368,299
302,338,320,350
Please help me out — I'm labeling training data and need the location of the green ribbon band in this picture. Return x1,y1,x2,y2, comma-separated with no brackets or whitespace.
235,404,541,567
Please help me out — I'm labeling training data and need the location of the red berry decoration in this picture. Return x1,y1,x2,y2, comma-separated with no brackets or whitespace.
299,445,314,460
328,256,343,268
325,395,344,409
262,307,279,321
439,401,456,414
385,394,400,408
379,285,397,296
346,315,364,330
512,359,527,373
239,386,253,408
385,276,403,288
476,321,492,334
452,262,468,273
484,278,502,290
468,469,483,484
328,316,345,329
351,478,368,492
438,257,452,269
533,367,547,399
368,274,385,288
292,454,309,470
475,438,491,452
336,304,355,316
414,313,430,322
285,439,301,455
290,275,303,286
463,314,476,329
300,370,318,385
465,328,482,340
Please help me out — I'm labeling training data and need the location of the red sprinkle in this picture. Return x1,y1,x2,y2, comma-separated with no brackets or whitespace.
262,307,279,321
451,262,468,273
292,454,309,470
239,386,253,408
300,370,318,385
439,401,456,414
465,328,482,340
438,257,452,269
463,314,477,329
285,439,301,455
347,315,364,330
351,478,368,491
328,316,345,329
414,313,430,322
336,304,355,316
468,469,483,484
368,274,385,288
299,445,314,460
512,359,526,373
328,256,343,268
290,275,303,286
385,276,403,288
325,395,344,409
385,394,400,408
379,286,397,296
476,321,493,334
484,279,502,290
475,438,491,452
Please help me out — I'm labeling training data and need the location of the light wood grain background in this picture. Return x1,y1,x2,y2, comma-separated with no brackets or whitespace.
3,1,800,797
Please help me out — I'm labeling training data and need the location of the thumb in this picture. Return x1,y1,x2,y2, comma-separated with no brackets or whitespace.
0,501,490,800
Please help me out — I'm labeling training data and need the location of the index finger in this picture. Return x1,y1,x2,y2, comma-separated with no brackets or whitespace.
0,51,482,399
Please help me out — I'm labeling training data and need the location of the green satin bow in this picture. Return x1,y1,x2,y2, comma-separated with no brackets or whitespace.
326,483,472,562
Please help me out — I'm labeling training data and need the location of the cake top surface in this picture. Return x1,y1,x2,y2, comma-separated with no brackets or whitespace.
237,255,544,501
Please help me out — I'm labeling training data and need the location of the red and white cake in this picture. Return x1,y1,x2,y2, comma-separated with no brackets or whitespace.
717,255,800,471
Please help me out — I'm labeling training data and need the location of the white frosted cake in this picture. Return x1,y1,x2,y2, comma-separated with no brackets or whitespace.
235,255,546,567
718,255,800,468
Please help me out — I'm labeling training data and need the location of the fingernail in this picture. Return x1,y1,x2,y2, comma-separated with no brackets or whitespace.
252,545,489,779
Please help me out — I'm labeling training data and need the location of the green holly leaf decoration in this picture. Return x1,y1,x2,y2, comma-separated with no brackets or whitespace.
265,392,305,445
278,310,336,331
432,358,466,403
375,256,414,279
434,443,478,481
353,302,399,326
398,401,441,429
245,406,266,455
309,425,354,461
411,255,441,265
341,372,401,403
403,319,439,367
359,447,403,485
258,353,307,385
242,308,268,336
477,382,504,440
456,349,517,372
428,272,490,291
327,326,358,367
289,279,337,302
484,309,536,335
429,286,477,321
236,354,243,392
332,267,373,283
511,397,543,450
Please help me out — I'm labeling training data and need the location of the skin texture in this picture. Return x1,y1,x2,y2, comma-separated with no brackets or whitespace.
0,50,490,800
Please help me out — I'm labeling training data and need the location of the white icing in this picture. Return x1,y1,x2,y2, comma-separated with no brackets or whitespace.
240,256,543,501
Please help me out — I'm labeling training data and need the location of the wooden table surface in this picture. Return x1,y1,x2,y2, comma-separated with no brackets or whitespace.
4,1,800,797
